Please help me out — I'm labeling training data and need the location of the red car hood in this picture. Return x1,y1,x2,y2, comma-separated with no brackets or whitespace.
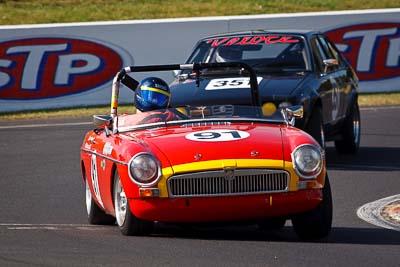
123,123,284,169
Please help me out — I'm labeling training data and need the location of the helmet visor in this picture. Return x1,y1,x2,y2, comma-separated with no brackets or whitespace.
140,86,170,110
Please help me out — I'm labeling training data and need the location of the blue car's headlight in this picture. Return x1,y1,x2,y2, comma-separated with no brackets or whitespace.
292,144,323,179
128,153,161,186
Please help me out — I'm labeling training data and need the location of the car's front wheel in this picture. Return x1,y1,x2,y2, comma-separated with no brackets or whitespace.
335,100,361,154
305,106,325,149
85,177,115,225
258,217,286,232
113,172,154,236
291,174,332,240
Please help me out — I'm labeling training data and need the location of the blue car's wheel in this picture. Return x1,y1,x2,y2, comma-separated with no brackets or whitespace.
335,100,361,154
305,106,326,150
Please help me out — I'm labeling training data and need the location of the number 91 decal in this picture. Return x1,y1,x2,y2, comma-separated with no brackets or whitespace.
186,129,250,142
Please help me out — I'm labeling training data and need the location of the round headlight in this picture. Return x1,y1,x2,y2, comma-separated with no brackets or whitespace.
292,144,322,179
128,153,160,185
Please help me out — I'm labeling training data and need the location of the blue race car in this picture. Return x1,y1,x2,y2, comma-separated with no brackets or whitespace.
170,30,360,154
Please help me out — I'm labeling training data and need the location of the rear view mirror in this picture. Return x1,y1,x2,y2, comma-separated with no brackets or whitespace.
173,70,181,78
283,105,303,126
322,59,338,73
93,115,113,129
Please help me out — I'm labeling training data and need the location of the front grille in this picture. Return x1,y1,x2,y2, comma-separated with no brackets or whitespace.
167,169,289,197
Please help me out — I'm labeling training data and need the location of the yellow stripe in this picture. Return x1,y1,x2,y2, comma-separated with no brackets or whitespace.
140,86,171,97
172,159,283,173
156,159,300,197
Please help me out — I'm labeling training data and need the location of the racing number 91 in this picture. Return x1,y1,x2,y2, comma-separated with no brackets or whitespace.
186,130,250,142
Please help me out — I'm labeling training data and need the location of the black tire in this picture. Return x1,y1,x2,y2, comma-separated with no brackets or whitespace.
335,100,361,154
258,217,286,232
85,177,115,225
113,172,153,236
305,106,325,149
291,175,332,240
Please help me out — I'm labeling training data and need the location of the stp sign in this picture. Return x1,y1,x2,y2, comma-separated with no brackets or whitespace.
0,37,126,99
325,23,400,81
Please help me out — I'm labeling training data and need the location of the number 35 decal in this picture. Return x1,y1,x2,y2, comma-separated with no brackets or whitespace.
205,77,263,90
186,129,250,142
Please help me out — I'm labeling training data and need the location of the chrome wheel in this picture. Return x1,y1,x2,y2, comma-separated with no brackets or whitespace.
114,175,127,227
305,106,325,149
335,100,360,154
112,172,154,236
352,106,361,146
320,120,326,150
85,178,92,216
84,175,115,225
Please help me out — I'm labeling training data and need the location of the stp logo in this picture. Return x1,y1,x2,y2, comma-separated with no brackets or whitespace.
325,23,400,81
0,37,126,99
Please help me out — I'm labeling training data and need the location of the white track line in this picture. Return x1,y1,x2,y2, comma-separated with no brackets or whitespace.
360,106,400,111
0,121,91,130
357,195,400,232
328,164,400,171
0,223,110,230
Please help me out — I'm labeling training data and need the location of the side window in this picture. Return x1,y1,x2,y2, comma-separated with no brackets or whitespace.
187,42,211,63
325,38,346,67
311,37,328,73
316,36,341,72
317,36,335,59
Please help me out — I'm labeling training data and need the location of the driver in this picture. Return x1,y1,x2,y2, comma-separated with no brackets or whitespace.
130,77,182,125
215,46,243,63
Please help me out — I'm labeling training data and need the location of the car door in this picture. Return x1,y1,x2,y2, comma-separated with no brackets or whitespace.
310,35,346,129
317,35,349,123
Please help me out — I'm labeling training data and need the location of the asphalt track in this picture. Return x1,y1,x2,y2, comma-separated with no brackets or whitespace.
0,106,399,267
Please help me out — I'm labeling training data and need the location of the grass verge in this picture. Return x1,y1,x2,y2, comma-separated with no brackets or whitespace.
1,0,399,25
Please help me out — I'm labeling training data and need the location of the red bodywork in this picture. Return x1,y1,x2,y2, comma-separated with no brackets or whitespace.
80,116,325,223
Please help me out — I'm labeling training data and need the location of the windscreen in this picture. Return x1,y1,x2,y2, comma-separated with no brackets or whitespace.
118,105,285,130
187,35,309,71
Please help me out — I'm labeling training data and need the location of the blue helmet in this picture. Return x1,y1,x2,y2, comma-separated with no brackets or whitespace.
134,77,171,112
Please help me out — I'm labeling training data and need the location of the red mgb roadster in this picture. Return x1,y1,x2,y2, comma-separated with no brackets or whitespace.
80,62,332,240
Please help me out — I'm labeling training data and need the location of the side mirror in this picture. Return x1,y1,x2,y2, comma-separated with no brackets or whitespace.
173,70,189,81
322,58,338,74
173,70,181,78
283,105,303,126
93,115,113,129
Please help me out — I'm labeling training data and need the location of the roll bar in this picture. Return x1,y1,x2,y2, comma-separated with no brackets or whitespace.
110,62,260,133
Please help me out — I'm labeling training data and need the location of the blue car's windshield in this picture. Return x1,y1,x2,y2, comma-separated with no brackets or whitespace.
187,34,310,72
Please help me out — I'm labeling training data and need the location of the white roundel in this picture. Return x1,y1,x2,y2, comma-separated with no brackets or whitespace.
185,129,250,142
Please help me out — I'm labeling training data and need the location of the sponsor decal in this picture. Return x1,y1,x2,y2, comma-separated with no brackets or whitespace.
0,37,126,100
325,23,400,81
206,35,299,47
186,129,250,142
103,142,113,156
90,154,104,208
205,77,263,90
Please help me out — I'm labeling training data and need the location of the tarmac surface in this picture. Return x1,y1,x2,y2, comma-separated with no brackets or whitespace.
0,105,399,266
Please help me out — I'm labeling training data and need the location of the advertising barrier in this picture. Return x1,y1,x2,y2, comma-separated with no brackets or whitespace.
1,9,400,113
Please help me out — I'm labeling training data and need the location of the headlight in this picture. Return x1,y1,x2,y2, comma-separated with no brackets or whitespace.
128,153,161,186
292,144,323,179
